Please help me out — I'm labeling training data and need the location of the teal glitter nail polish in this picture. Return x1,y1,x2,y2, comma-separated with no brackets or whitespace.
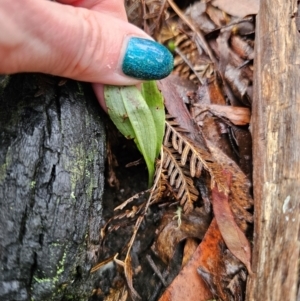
122,37,174,80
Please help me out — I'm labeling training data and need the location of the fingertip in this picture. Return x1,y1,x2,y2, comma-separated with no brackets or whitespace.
92,83,144,114
121,37,174,81
92,83,107,112
78,13,173,85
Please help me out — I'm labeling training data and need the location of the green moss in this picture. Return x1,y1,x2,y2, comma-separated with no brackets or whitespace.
30,181,36,189
33,249,67,288
0,75,11,94
56,251,67,277
50,242,61,247
0,147,12,183
76,82,84,96
69,141,97,200
33,277,54,285
69,144,84,194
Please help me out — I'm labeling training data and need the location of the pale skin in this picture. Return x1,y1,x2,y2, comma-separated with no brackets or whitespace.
0,0,151,108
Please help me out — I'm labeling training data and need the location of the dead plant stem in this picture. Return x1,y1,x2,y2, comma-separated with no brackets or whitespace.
166,0,217,65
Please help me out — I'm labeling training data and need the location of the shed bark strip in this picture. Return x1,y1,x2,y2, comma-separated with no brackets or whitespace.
246,1,300,300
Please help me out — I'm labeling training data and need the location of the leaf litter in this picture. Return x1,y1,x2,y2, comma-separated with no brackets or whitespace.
92,0,257,300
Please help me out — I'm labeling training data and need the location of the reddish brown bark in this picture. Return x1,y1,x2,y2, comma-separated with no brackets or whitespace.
246,0,300,300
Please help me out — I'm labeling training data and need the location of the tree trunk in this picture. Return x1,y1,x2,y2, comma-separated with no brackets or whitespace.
246,1,300,300
0,74,106,301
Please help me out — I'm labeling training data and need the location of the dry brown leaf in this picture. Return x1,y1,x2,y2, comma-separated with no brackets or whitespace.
230,126,252,177
211,0,259,18
233,20,255,35
104,286,128,301
186,2,216,34
194,77,227,105
210,29,252,106
158,75,208,147
227,271,246,301
197,219,246,300
153,208,211,263
216,28,232,75
225,64,249,99
231,35,254,60
212,170,252,274
205,140,253,230
182,238,199,267
158,228,213,301
197,114,239,169
193,104,251,125
206,2,230,27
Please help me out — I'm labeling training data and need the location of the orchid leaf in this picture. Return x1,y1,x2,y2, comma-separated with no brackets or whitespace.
141,81,165,157
104,86,136,139
105,84,164,186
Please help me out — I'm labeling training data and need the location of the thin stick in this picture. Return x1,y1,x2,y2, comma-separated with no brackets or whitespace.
166,0,218,65
167,0,237,104
146,255,168,287
125,147,165,258
175,47,204,84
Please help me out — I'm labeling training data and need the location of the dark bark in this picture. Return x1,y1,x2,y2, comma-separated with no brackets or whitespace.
0,74,106,301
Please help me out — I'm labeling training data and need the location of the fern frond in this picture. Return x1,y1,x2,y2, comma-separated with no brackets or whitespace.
164,120,229,195
162,145,199,212
151,173,169,202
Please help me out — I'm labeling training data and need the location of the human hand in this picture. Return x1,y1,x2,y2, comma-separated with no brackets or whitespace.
0,0,173,108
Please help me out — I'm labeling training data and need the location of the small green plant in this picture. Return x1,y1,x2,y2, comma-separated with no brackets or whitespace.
104,81,165,186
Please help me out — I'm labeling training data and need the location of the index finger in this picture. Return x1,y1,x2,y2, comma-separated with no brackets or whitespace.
57,0,127,20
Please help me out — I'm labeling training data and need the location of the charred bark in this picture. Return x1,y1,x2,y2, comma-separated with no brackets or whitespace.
0,74,106,301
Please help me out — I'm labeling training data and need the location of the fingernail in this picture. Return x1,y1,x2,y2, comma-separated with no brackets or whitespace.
122,37,173,80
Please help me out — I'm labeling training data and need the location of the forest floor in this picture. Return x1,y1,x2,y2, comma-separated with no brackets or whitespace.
91,1,259,300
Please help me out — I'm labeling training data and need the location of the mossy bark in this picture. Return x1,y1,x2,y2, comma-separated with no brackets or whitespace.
0,74,106,301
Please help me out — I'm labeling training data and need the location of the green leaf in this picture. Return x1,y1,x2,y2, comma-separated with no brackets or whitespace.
141,81,165,157
104,86,136,140
105,85,158,186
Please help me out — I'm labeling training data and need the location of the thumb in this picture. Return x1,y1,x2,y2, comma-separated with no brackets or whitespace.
0,0,173,85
